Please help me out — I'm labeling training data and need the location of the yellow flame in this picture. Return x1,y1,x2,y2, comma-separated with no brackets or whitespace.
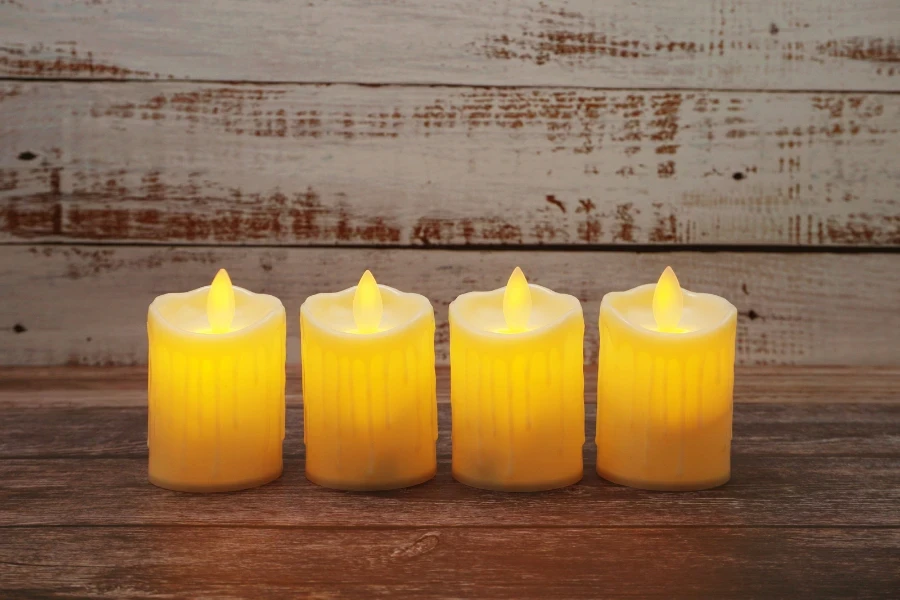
353,270,383,333
207,268,235,333
653,266,683,332
503,267,532,333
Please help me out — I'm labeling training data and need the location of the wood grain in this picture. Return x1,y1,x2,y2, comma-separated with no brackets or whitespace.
0,368,896,597
2,456,898,528
2,246,899,366
1,82,898,247
1,527,897,599
1,1,899,91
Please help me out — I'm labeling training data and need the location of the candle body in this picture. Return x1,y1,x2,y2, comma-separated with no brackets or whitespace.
450,286,584,491
596,285,736,491
148,288,286,492
300,286,437,490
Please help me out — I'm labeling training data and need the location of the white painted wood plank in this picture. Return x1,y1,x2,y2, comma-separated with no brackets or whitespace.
1,245,897,366
0,0,898,90
1,82,898,246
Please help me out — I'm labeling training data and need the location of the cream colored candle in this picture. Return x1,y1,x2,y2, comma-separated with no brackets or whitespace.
450,268,584,492
597,267,737,491
147,269,286,492
300,271,437,491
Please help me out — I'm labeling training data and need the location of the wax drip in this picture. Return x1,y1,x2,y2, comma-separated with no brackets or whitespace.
344,357,353,448
697,359,705,428
644,356,655,470
553,345,562,457
260,346,270,460
366,360,375,475
410,349,420,452
486,356,494,439
212,359,220,478
661,362,668,441
429,330,437,442
280,328,286,441
506,356,515,477
180,354,190,472
452,339,464,444
335,354,343,469
677,361,686,478
232,355,239,429
147,349,153,450
301,329,308,446
383,353,391,430
472,351,482,465
627,345,635,431
194,357,203,443
524,357,532,432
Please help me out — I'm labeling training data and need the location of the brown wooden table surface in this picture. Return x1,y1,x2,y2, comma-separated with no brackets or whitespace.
1,366,898,598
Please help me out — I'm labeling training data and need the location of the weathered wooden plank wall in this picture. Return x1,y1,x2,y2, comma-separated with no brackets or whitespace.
1,1,899,90
2,247,898,366
1,83,898,247
0,0,898,367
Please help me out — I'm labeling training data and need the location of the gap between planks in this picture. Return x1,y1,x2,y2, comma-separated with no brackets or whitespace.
1,523,898,531
4,241,900,253
4,78,900,96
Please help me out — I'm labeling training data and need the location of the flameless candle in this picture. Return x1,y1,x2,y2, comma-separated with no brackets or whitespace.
147,269,286,492
449,268,584,491
300,271,437,490
596,267,737,491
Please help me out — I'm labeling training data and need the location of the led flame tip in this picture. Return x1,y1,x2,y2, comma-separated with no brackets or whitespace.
652,266,683,332
353,270,383,333
503,266,532,332
207,268,235,333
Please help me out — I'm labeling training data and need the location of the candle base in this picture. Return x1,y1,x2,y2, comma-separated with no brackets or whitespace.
596,466,730,492
305,466,436,491
149,464,283,493
453,469,582,492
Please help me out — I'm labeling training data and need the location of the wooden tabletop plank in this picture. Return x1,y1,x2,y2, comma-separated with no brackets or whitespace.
1,0,898,91
0,366,897,596
3,249,899,367
1,527,897,599
2,456,897,528
3,83,899,248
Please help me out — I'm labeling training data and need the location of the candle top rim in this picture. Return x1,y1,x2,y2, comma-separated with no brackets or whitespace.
601,283,737,339
301,283,432,338
450,283,582,339
149,285,284,338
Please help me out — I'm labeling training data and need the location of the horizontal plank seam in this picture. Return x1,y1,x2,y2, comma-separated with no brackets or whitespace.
0,524,898,531
3,454,899,460
1,398,897,405
2,241,900,254
2,77,900,96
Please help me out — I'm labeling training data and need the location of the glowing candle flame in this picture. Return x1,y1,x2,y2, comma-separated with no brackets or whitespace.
503,267,532,333
353,270,383,333
652,266,683,332
207,268,235,333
